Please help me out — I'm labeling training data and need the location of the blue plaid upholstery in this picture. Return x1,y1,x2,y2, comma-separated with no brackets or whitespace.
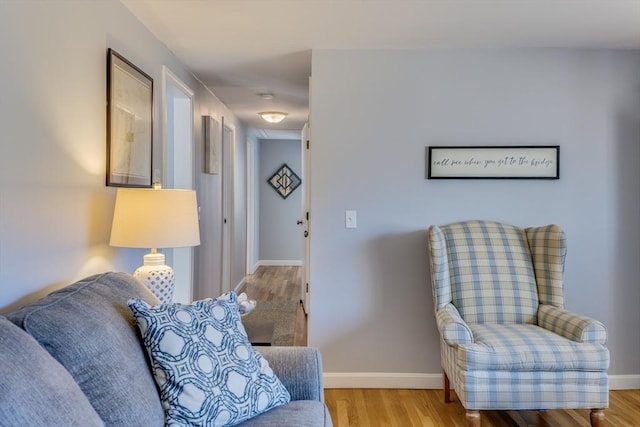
428,225,452,309
460,324,609,371
538,304,607,344
436,220,539,324
435,303,473,346
456,370,609,410
428,220,609,415
525,225,566,307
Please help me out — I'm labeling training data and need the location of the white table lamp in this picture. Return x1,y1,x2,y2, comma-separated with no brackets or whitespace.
110,187,200,303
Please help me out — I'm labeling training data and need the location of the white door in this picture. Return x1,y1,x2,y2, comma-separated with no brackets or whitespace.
163,66,194,303
221,122,234,293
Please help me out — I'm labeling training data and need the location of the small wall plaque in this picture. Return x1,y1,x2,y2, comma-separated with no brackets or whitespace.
268,164,301,199
203,116,221,174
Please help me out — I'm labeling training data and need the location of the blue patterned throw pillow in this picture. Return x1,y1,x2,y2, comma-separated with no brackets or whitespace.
128,293,290,426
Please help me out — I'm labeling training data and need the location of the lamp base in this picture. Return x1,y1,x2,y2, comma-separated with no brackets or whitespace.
133,252,175,303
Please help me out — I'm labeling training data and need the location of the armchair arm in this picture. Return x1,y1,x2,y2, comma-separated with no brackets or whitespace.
435,303,474,346
538,304,607,344
257,346,325,402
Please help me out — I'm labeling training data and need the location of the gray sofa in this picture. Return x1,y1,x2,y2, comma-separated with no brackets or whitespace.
0,272,332,427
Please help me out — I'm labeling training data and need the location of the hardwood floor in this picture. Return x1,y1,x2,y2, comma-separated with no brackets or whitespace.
239,265,307,346
239,267,639,426
325,388,640,427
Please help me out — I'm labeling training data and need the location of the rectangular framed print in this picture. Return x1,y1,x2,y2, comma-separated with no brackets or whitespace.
203,115,221,175
106,48,153,187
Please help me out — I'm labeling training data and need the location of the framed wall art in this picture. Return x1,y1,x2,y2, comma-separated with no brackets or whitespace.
203,115,221,174
106,48,153,187
268,164,301,199
427,145,560,179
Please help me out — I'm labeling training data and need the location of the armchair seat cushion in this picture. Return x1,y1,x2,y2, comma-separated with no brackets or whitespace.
458,324,609,372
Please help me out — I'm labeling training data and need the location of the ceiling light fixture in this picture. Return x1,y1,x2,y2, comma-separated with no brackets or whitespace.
258,111,288,123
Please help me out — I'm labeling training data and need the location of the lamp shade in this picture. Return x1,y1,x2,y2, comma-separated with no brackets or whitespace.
110,188,200,249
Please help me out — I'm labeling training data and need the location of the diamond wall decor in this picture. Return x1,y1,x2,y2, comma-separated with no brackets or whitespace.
268,164,301,199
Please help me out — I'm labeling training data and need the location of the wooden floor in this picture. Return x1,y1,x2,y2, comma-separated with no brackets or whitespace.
239,267,640,426
239,265,307,346
325,388,640,427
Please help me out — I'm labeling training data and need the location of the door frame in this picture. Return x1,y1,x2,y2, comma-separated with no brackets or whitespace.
246,135,259,275
161,66,195,303
245,130,310,311
221,120,235,293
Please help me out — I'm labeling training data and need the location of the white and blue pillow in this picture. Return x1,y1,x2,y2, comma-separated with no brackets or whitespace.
128,293,290,426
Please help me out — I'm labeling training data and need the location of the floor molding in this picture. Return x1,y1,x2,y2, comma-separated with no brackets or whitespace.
233,277,246,294
324,373,441,389
324,373,640,390
610,375,640,390
256,260,302,267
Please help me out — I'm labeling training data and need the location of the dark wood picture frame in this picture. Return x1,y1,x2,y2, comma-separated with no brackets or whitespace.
427,145,560,179
106,48,153,187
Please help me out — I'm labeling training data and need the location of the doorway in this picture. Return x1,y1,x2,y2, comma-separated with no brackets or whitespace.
245,133,307,306
162,66,194,303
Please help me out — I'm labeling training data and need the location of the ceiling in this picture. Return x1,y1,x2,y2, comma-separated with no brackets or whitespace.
121,0,640,136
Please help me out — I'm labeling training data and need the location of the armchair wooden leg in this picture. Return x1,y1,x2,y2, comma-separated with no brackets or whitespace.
590,409,605,427
443,370,451,403
466,410,481,427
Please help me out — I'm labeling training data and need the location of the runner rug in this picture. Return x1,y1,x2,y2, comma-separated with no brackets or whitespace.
241,300,298,346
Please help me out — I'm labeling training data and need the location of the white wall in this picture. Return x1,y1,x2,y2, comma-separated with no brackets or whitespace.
0,0,246,311
309,49,640,381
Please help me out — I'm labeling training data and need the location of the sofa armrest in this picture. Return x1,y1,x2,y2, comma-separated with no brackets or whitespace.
435,303,473,346
257,346,325,403
538,304,607,344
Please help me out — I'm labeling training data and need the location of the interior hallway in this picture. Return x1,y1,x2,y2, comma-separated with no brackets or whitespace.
239,265,307,346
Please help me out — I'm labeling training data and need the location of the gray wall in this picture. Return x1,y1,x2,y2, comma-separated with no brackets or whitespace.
0,0,246,310
310,49,640,377
259,139,304,262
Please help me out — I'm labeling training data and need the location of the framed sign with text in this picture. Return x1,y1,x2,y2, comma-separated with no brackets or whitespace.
427,146,560,179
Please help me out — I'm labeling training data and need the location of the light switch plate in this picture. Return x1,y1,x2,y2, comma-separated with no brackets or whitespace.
345,210,357,228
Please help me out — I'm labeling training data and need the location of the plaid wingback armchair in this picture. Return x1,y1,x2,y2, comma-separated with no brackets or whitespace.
428,220,609,427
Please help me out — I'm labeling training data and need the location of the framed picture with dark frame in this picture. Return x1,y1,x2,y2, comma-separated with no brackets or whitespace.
106,48,153,187
427,145,560,179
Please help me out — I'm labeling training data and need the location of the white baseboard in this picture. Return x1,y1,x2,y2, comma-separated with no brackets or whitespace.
233,277,246,294
324,373,640,390
610,375,640,389
256,260,302,267
247,263,258,275
324,373,441,389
